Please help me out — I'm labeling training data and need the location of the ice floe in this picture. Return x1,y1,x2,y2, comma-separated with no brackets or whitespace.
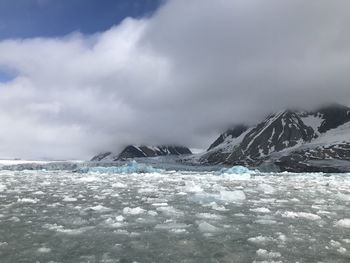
0,165,349,262
123,207,146,215
197,221,219,233
335,218,350,228
219,190,246,202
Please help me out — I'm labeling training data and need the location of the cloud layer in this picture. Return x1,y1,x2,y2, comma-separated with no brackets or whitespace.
1,0,350,159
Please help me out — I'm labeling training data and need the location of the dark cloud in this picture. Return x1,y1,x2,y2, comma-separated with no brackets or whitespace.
0,0,350,159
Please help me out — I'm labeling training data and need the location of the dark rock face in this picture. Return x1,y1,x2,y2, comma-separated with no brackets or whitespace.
226,111,314,163
202,104,350,172
207,125,248,151
90,152,112,162
91,145,192,162
117,145,191,160
202,110,315,165
317,104,350,133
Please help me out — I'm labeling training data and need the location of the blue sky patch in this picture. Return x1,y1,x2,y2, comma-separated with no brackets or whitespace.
0,0,163,39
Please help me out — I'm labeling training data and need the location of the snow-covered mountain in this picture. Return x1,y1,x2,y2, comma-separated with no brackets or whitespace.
198,104,350,172
91,145,192,162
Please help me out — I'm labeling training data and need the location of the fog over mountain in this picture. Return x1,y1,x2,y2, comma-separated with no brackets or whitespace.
1,0,350,159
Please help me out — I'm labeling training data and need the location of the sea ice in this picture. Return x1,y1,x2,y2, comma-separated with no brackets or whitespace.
219,190,246,202
257,183,275,194
248,236,275,245
219,165,256,174
280,211,321,221
87,205,112,212
156,206,184,217
183,181,203,193
0,183,6,192
335,218,350,228
197,221,219,233
37,247,51,253
250,207,271,213
17,198,39,204
256,248,281,259
111,182,127,188
123,207,146,215
62,196,77,202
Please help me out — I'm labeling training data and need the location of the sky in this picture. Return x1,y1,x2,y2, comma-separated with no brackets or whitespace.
0,0,350,160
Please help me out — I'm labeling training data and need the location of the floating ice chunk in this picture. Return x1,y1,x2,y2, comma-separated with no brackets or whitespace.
342,239,350,244
0,242,8,247
219,166,257,175
43,223,92,235
256,249,281,259
277,233,287,243
196,213,223,220
147,211,158,216
335,218,350,228
248,236,275,245
169,228,188,234
155,222,190,230
280,211,321,220
219,190,246,202
138,188,154,193
257,184,274,194
337,247,347,254
43,223,64,231
190,193,218,204
198,221,219,233
62,196,77,202
112,182,127,188
105,218,123,228
337,193,350,202
77,176,101,182
114,229,129,235
9,216,20,222
330,240,341,248
157,206,184,217
37,247,51,253
183,181,203,193
209,202,228,211
254,219,277,225
234,213,245,217
57,227,90,235
152,203,168,207
222,173,251,180
115,215,125,222
129,232,140,237
44,223,92,235
87,205,112,212
250,207,271,213
317,210,332,215
123,207,145,215
0,184,6,192
17,198,39,204
33,191,45,195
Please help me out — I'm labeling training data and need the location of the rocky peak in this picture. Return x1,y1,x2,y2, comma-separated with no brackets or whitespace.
315,104,350,133
91,145,192,162
207,125,248,151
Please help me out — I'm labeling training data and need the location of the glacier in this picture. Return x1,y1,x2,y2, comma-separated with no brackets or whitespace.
77,160,164,174
0,161,349,262
218,165,257,175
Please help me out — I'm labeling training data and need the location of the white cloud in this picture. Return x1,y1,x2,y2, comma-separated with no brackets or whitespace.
0,0,350,159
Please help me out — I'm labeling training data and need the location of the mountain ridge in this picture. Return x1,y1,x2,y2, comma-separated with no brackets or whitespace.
91,145,192,162
196,104,350,172
91,104,350,172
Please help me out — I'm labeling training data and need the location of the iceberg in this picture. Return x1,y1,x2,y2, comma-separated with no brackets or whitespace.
218,165,257,175
77,160,163,174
